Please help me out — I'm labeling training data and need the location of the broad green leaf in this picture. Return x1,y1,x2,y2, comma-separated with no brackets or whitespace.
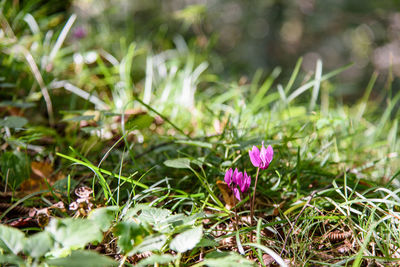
165,213,202,234
88,206,118,232
45,250,117,267
164,214,186,227
24,231,53,258
138,207,172,225
123,204,151,219
126,114,154,130
46,218,103,252
164,158,191,169
134,234,166,254
181,212,204,226
137,254,175,267
113,221,145,254
0,225,25,255
0,116,28,128
203,251,255,267
170,226,202,253
0,254,24,265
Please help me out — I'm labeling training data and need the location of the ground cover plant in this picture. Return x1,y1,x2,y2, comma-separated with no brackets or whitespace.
1,1,400,266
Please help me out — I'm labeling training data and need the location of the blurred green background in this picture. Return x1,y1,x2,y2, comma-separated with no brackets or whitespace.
68,0,400,98
2,0,400,101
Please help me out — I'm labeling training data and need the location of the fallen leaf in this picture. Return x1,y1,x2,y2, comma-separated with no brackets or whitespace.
216,180,235,209
19,161,64,196
263,254,275,266
9,217,36,228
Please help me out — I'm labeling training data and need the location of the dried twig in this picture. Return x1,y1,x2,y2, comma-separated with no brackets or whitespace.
0,203,32,214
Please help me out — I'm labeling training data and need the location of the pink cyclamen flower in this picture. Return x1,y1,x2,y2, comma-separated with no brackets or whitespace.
224,168,251,201
240,171,251,193
249,141,273,169
232,168,242,186
224,168,233,185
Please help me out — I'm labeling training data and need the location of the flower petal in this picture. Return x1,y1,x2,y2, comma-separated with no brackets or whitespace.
224,168,233,185
249,146,261,167
232,168,239,185
233,187,241,201
245,175,251,192
266,145,274,164
241,171,251,192
260,142,267,167
236,171,243,187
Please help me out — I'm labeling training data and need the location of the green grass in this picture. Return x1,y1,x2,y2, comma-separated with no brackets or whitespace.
0,2,400,266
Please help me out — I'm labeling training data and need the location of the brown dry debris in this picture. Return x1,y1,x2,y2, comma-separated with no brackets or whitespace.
18,161,64,196
69,186,95,217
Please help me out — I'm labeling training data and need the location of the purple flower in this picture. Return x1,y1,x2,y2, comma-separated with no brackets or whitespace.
224,168,233,185
249,141,273,169
223,168,251,201
232,168,242,186
73,26,87,39
233,187,241,201
240,171,251,193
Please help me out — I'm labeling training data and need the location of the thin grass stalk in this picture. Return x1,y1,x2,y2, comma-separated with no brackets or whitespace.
250,167,260,227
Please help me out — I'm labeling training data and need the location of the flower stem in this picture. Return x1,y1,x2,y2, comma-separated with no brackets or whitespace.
234,197,239,232
250,167,260,227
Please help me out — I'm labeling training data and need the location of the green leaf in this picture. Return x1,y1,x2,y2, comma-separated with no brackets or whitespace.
113,221,145,254
0,101,35,108
126,114,154,130
0,254,24,265
88,206,118,232
170,226,203,253
123,204,151,219
24,231,53,258
45,250,117,267
134,234,166,254
196,237,219,248
0,151,30,190
137,254,175,267
46,218,103,253
164,214,186,227
203,251,255,267
138,207,172,225
137,207,172,232
221,161,232,167
0,116,28,128
0,225,25,255
164,158,191,169
63,115,95,122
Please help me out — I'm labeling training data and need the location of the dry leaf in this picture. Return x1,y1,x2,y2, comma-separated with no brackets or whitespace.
19,161,64,196
263,254,275,266
216,180,235,209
